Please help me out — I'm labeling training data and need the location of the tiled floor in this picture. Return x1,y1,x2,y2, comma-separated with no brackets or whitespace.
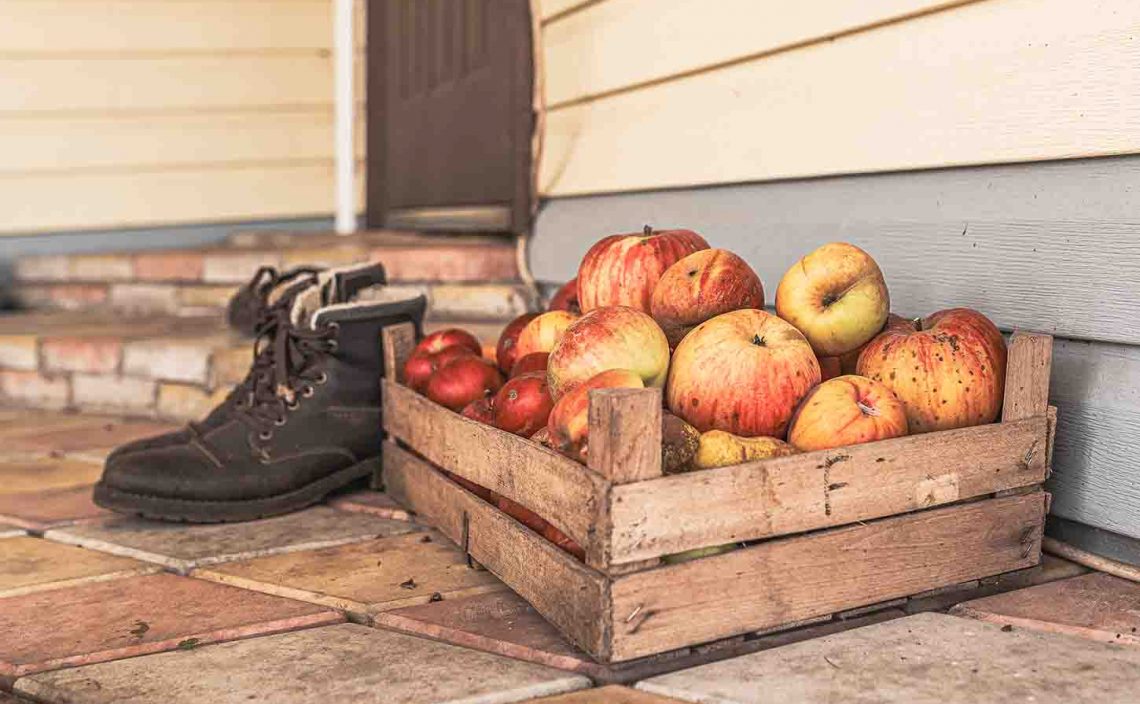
4,410,1140,703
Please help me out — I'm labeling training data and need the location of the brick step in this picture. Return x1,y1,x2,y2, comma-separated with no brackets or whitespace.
13,230,525,318
0,311,509,422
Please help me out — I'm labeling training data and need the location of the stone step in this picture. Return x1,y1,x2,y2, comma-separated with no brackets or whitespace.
0,311,508,421
12,230,527,319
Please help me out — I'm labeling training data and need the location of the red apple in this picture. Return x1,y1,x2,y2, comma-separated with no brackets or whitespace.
461,396,496,425
495,313,539,374
666,309,821,437
788,375,908,451
510,352,549,378
416,328,482,356
547,306,670,399
577,226,709,314
402,344,476,393
857,308,1006,433
650,249,765,347
775,242,890,356
495,495,549,534
818,355,842,382
443,470,495,502
548,278,580,314
425,356,504,412
493,372,554,437
541,523,585,561
515,310,579,359
547,368,644,455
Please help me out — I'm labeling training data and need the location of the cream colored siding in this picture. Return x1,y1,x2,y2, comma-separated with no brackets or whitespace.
537,0,1140,197
0,0,365,235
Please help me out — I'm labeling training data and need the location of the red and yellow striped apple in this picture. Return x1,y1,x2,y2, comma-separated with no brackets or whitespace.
577,226,709,313
515,310,579,359
547,368,644,455
547,306,670,399
650,248,765,347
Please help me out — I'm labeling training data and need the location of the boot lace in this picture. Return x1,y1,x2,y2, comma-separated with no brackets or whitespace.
232,308,339,460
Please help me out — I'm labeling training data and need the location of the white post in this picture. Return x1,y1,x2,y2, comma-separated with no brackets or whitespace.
334,0,357,235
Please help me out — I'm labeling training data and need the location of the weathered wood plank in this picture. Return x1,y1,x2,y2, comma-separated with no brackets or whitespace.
1002,332,1053,422
381,442,611,658
608,492,1046,661
608,416,1048,564
588,388,662,484
381,322,416,383
383,379,607,558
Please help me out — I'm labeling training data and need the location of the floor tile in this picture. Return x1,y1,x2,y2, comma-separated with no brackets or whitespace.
328,489,412,521
521,686,686,703
951,572,1140,646
194,530,505,620
0,485,111,531
16,623,590,704
0,536,157,598
0,572,342,678
46,506,417,573
637,612,1140,703
0,457,102,495
0,417,174,455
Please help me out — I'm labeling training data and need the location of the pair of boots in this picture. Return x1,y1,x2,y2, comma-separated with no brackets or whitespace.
94,263,425,523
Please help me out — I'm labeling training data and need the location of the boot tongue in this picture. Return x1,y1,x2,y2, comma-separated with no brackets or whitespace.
321,264,388,307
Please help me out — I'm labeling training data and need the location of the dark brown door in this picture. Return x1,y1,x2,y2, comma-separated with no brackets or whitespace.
367,0,534,233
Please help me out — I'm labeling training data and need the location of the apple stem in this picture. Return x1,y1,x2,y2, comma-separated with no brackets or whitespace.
913,317,924,332
643,224,653,236
751,334,766,347
856,400,880,417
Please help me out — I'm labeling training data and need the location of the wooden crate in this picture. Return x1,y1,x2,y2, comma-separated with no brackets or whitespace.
379,323,1055,663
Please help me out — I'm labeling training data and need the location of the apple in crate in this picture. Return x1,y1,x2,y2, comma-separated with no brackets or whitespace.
787,375,908,451
516,310,579,359
510,352,549,378
838,313,909,374
650,249,765,347
775,242,889,356
817,355,842,382
495,313,538,375
857,308,1007,433
403,344,476,393
667,309,820,437
577,226,709,313
416,328,482,356
461,396,496,425
425,356,504,412
495,495,550,534
547,368,645,456
493,372,554,437
547,306,670,398
548,278,580,314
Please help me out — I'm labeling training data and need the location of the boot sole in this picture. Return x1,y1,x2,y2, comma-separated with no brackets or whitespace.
92,456,381,523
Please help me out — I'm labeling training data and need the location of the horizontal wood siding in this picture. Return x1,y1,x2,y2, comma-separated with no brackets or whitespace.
0,0,365,235
536,0,1140,196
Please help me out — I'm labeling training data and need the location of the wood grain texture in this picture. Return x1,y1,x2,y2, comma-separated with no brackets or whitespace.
587,388,662,483
539,0,1140,196
608,492,1047,661
383,379,607,557
541,0,969,106
381,321,416,383
381,442,610,658
1002,332,1053,422
608,416,1049,564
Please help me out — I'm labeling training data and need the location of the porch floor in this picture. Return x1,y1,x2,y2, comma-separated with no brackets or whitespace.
3,410,1140,703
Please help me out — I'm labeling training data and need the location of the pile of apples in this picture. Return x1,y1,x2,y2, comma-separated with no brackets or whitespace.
404,227,1008,559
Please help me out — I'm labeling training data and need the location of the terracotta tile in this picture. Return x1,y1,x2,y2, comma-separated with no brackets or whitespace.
0,485,112,531
0,572,342,678
1,417,174,454
194,530,503,619
0,535,157,598
0,335,38,371
522,686,687,703
47,506,417,574
17,623,589,703
951,572,1140,646
40,336,123,374
133,252,205,282
637,612,1140,703
327,490,412,521
0,457,102,495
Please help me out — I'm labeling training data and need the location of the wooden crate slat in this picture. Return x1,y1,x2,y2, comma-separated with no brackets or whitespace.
1002,331,1054,422
381,441,611,657
608,415,1048,564
607,491,1046,661
383,379,608,558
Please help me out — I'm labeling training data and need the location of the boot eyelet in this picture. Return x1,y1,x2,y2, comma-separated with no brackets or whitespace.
302,386,315,398
327,322,340,334
315,372,328,385
259,430,273,440
286,399,300,410
274,416,287,427
328,340,339,352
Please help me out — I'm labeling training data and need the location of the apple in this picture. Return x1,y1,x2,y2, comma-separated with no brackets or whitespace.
661,544,740,564
693,430,798,469
443,470,495,502
666,309,821,437
493,372,554,437
495,495,549,534
838,313,909,374
547,306,670,398
416,328,482,356
515,310,579,359
856,308,1006,433
577,226,710,313
510,352,549,378
541,523,585,560
461,396,496,425
650,249,765,347
547,368,645,455
495,313,538,374
548,278,580,314
425,356,504,412
402,344,476,392
662,411,700,474
787,375,908,451
818,355,842,382
774,242,890,356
